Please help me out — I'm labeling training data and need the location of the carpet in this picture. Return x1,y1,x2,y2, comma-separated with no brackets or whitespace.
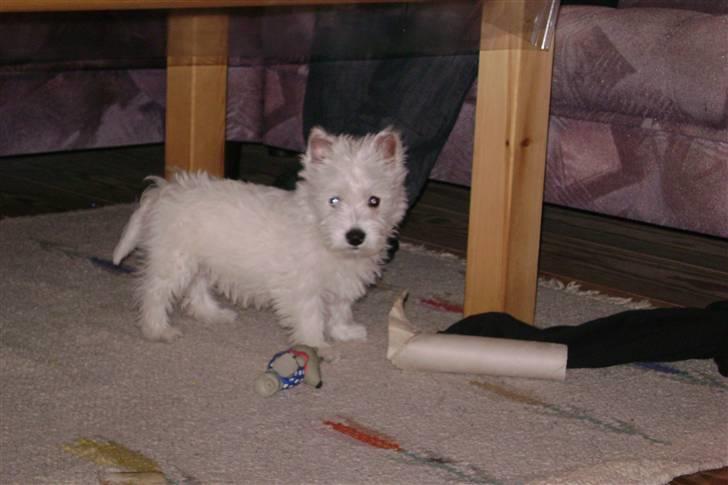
1,206,726,485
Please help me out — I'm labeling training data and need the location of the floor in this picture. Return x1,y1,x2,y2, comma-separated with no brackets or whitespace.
1,143,727,483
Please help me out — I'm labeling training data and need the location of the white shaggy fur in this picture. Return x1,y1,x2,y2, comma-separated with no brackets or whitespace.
112,127,408,349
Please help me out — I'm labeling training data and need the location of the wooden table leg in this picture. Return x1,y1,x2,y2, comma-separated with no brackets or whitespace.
464,0,555,323
165,11,229,178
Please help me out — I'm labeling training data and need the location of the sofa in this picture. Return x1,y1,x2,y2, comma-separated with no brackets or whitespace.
1,0,726,238
432,0,728,238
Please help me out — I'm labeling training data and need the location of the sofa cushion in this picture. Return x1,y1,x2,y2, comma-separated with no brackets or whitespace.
619,0,728,14
551,6,728,142
544,116,728,238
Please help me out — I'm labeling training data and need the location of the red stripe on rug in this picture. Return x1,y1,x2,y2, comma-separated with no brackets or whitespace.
419,297,463,314
323,420,402,451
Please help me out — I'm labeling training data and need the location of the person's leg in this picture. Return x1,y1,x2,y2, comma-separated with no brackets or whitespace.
304,55,477,206
302,3,478,207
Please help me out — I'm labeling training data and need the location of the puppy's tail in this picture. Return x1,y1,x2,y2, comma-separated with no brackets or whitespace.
112,176,165,265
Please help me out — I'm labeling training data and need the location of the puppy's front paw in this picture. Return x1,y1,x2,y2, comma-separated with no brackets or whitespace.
141,324,183,343
317,345,341,362
329,322,367,342
219,308,238,323
204,307,237,325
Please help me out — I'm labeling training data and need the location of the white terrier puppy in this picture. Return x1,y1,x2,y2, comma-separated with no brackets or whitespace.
112,127,408,350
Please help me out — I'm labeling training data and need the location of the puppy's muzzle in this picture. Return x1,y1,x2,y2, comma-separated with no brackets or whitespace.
345,228,366,247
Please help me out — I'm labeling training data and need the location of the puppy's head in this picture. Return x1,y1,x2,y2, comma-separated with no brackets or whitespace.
298,126,408,258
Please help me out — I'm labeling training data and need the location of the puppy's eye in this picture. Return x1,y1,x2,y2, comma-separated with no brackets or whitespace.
368,196,380,208
329,196,341,207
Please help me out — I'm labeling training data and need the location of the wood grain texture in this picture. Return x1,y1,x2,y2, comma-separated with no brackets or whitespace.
0,0,426,12
464,0,555,323
539,206,728,308
165,12,229,178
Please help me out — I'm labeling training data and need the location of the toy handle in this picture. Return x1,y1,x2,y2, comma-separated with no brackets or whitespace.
254,371,282,397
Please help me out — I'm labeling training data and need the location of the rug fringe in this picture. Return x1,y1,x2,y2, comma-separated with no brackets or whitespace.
400,244,653,310
399,242,464,262
538,277,654,310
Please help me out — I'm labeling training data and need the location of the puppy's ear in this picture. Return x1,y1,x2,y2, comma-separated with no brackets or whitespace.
374,127,404,165
306,126,335,165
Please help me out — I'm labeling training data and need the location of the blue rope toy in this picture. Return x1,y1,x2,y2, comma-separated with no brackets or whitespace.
267,349,307,390
254,345,323,397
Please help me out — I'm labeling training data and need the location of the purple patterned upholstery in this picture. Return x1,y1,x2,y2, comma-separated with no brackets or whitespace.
619,0,728,14
1,2,726,237
0,10,311,155
432,1,728,237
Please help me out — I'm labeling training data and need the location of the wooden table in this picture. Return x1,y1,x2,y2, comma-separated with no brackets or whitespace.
1,0,556,324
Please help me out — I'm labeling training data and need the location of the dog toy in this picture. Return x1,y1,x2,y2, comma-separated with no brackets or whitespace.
254,345,323,397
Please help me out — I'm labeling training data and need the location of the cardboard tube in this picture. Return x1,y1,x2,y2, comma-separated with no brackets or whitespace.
387,292,567,381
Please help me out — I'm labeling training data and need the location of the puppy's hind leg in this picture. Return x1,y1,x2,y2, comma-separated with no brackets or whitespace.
137,251,195,342
182,275,237,324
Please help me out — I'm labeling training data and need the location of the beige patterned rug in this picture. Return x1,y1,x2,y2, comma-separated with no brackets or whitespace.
1,206,726,484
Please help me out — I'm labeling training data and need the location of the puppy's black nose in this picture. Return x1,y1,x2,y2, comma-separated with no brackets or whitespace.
346,228,366,247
